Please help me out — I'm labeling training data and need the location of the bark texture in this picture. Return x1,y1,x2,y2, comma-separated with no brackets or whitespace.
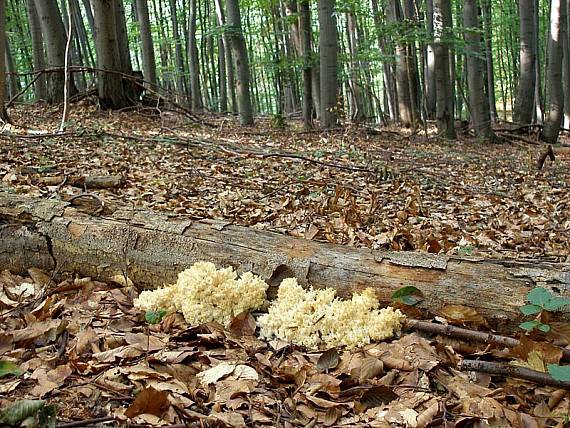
514,0,537,124
135,0,157,89
225,0,254,125
317,0,338,128
1,192,569,330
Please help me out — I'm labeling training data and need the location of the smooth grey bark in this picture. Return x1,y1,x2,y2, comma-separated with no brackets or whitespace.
217,35,228,112
188,0,203,110
299,0,313,128
114,1,133,74
345,11,365,122
434,0,456,138
564,4,570,128
463,0,495,140
27,0,47,101
33,0,77,104
514,0,537,124
169,0,186,101
425,0,436,119
135,0,157,89
4,37,19,98
481,0,498,121
389,0,418,126
371,0,398,121
0,0,9,122
225,0,254,124
542,0,566,143
214,0,237,114
91,0,134,109
317,0,338,128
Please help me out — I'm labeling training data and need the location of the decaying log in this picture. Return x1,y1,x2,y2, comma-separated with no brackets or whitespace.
0,191,568,329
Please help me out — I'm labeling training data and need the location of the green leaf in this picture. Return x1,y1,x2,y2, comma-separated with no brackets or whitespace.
519,320,540,331
145,309,167,325
519,304,542,316
391,286,424,306
526,287,552,307
38,404,57,428
538,323,551,333
543,296,570,312
548,364,570,382
0,399,45,426
0,360,21,378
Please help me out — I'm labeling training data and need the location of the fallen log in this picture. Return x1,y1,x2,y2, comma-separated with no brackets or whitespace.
0,191,568,329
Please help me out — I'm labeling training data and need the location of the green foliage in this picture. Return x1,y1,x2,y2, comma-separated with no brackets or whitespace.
0,360,20,378
547,364,570,382
145,309,167,325
518,287,570,333
0,400,56,428
392,286,424,306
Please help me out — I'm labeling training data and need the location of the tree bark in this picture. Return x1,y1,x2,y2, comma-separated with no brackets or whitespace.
26,0,47,101
91,0,135,109
481,0,498,121
135,0,157,90
0,0,9,123
463,0,495,141
33,0,77,104
225,0,254,125
425,0,437,119
317,0,338,128
299,0,313,128
168,0,186,102
514,0,537,124
188,0,203,110
1,192,569,330
213,0,237,114
541,0,566,144
434,0,456,138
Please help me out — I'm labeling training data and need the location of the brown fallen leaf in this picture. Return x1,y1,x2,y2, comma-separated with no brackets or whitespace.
124,386,170,419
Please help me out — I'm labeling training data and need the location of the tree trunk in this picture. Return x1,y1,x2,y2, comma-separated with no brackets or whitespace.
188,0,203,110
135,0,157,90
2,192,569,330
345,11,365,122
0,1,9,123
26,0,47,101
317,0,338,128
425,0,436,119
541,0,566,144
299,0,313,128
169,0,186,102
463,0,495,140
4,37,19,99
371,0,398,122
213,0,237,114
481,0,498,121
91,0,134,109
514,0,537,124
33,0,77,104
434,0,456,138
225,0,254,124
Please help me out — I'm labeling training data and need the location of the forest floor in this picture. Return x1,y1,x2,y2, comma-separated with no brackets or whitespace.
1,102,570,427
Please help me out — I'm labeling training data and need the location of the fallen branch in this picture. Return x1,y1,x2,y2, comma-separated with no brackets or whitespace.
460,359,570,389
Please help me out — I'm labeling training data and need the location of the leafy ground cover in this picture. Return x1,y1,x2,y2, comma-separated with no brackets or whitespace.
1,104,570,426
1,103,569,261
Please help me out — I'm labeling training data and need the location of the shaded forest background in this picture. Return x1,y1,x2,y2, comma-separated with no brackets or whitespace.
0,0,569,143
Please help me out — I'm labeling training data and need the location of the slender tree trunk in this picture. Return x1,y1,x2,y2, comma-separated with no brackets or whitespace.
225,0,254,124
27,0,47,101
299,0,313,128
371,0,398,121
169,0,186,101
188,0,203,110
135,0,157,90
0,0,9,122
317,0,338,128
345,11,364,122
434,0,456,138
4,37,19,99
33,0,77,104
425,0,436,119
114,1,133,75
481,0,498,121
564,3,570,128
214,0,237,114
463,0,495,140
514,0,537,124
541,0,566,143
91,0,133,109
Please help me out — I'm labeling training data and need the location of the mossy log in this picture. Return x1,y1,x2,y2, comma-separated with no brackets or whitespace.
0,191,568,328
